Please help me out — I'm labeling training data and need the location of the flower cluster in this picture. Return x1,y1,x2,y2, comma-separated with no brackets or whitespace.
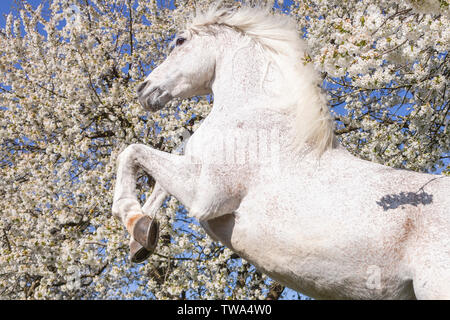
293,0,449,173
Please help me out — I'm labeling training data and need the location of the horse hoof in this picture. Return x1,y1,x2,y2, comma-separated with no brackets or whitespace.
130,239,152,263
132,215,159,252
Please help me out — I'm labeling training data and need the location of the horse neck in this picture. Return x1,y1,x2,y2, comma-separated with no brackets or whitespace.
208,32,339,159
210,34,290,114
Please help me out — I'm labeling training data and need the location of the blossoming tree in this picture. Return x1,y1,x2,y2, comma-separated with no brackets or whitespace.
0,0,448,299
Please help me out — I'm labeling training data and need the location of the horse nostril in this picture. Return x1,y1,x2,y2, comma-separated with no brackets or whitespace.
137,81,148,95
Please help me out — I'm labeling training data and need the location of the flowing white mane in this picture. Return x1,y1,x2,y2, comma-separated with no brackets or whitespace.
186,4,336,155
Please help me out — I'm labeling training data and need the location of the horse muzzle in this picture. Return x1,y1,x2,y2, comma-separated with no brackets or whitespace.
137,81,172,112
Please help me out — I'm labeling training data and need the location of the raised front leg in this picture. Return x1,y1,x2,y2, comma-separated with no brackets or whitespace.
112,144,199,225
112,143,246,263
112,144,201,260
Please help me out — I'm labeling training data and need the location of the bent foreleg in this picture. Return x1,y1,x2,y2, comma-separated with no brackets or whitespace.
112,143,200,236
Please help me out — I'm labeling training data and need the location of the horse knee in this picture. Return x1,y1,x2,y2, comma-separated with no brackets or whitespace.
117,144,142,166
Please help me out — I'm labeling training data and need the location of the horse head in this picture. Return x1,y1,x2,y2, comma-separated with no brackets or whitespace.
137,30,216,111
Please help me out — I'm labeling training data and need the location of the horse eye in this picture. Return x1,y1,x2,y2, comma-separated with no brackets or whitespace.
176,37,186,46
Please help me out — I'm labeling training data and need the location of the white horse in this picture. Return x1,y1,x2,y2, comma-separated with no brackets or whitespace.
112,5,450,299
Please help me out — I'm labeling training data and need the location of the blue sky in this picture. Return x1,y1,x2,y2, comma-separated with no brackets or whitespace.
0,0,41,21
0,0,18,13
0,1,14,24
